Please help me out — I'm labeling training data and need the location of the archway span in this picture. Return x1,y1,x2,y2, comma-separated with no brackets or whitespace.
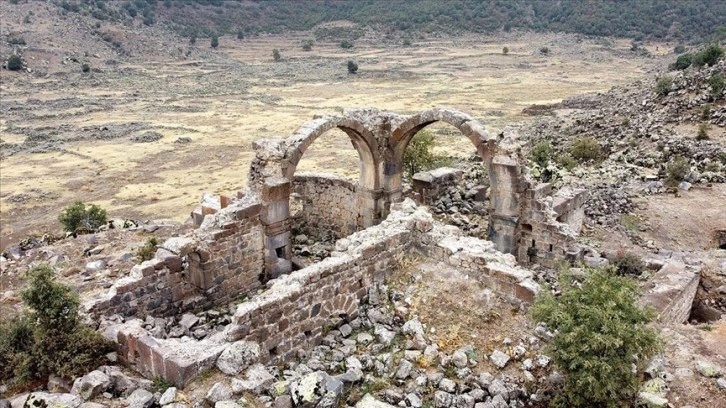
390,108,495,167
283,116,382,191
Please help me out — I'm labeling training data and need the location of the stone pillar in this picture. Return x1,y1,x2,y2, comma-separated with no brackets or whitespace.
488,155,522,255
260,177,292,280
355,187,383,228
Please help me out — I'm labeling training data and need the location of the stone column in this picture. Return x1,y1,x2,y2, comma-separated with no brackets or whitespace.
355,187,384,228
488,155,522,255
260,177,292,280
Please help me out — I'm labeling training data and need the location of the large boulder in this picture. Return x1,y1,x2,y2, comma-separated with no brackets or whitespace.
216,341,261,375
71,370,111,401
290,371,343,408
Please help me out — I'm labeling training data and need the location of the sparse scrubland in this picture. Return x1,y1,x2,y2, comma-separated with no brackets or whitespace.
0,1,725,407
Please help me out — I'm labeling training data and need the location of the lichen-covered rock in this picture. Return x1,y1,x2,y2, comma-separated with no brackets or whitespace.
216,341,261,375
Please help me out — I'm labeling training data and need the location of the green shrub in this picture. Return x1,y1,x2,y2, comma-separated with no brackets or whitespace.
708,73,724,99
136,237,159,262
655,76,672,96
693,44,724,67
673,44,686,54
671,53,693,70
529,268,661,407
7,54,22,71
539,46,550,55
272,48,281,61
8,37,26,45
530,140,552,167
0,265,113,388
340,39,354,49
81,63,90,73
347,60,358,74
189,35,196,45
236,29,244,40
701,104,712,120
666,155,689,184
58,201,108,233
402,38,412,46
611,252,645,277
502,46,509,55
697,123,710,140
402,131,452,181
210,35,219,48
570,137,601,163
557,154,577,171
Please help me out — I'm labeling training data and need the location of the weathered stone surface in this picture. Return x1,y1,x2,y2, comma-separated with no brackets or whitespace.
489,350,510,369
24,393,83,408
205,382,232,404
290,371,343,407
230,363,275,395
355,394,396,408
71,370,111,401
127,389,154,408
216,341,261,375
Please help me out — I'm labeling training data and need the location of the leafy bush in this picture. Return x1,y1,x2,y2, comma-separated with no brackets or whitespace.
693,44,724,67
272,48,281,61
539,46,550,55
347,60,358,74
340,39,354,49
402,131,452,181
557,154,577,171
302,39,313,51
81,63,90,73
529,268,661,407
674,44,686,54
237,29,244,40
6,54,22,71
210,35,219,48
697,123,710,140
612,252,645,276
58,201,108,233
189,35,196,45
670,53,693,70
0,265,113,388
570,137,601,162
709,73,724,99
530,140,552,167
136,237,159,262
666,155,689,184
701,104,712,120
402,38,412,46
655,76,672,96
502,46,509,55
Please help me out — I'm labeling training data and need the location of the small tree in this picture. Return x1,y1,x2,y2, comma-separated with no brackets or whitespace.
340,39,354,49
402,131,452,181
7,54,22,71
611,252,645,277
693,44,724,67
81,63,90,73
673,44,686,54
59,201,107,233
347,60,358,74
570,136,601,163
709,73,724,99
272,48,281,62
502,46,509,55
237,29,244,40
697,123,709,140
655,76,672,96
211,35,219,48
529,268,661,407
302,39,313,51
670,53,693,70
530,140,552,167
666,155,689,185
189,35,196,45
539,46,550,55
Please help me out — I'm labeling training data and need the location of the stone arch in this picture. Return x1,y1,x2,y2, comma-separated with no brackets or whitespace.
385,108,497,198
283,116,382,191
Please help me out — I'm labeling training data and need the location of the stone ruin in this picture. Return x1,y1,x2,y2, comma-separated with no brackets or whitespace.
83,108,607,387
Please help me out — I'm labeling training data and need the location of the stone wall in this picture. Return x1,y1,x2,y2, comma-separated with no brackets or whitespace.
89,199,265,318
641,261,701,324
411,168,463,205
102,201,541,386
291,173,359,240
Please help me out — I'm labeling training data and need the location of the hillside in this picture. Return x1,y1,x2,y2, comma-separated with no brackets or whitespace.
3,0,726,43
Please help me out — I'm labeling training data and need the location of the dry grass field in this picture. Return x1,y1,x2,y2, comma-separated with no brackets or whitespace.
0,25,672,249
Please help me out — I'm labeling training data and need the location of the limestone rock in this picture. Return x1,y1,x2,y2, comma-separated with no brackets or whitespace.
71,370,111,401
290,371,343,407
216,341,261,375
489,350,510,369
24,393,83,408
127,389,154,408
355,394,396,408
205,382,232,404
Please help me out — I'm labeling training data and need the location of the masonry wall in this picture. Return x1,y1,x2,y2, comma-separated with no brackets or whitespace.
89,200,265,318
291,173,359,240
641,262,701,324
226,212,417,361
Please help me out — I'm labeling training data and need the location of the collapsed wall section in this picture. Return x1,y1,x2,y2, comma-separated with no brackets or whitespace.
89,198,265,318
291,173,359,240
